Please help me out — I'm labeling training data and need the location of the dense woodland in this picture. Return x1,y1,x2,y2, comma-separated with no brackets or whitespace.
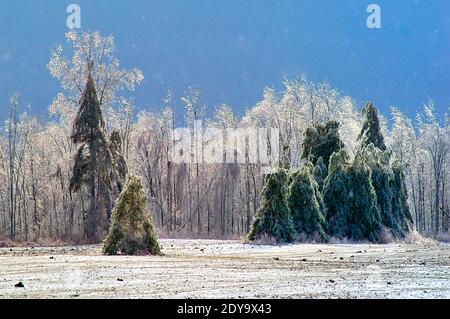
0,32,449,243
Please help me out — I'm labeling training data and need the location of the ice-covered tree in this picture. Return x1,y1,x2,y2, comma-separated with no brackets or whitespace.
390,107,425,231
182,86,206,235
391,161,414,235
357,145,412,238
358,102,386,151
70,65,113,242
301,121,344,168
417,102,449,234
323,149,382,242
390,107,416,164
48,31,143,125
104,175,161,255
248,169,296,243
287,164,328,242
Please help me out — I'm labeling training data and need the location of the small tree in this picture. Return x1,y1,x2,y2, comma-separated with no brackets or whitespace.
288,164,328,242
248,169,296,243
301,121,344,168
358,102,386,151
104,175,161,255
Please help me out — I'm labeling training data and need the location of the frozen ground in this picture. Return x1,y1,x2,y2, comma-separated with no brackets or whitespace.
0,239,449,299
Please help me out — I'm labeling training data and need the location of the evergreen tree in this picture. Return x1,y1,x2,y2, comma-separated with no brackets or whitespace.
323,149,382,242
70,63,113,243
358,145,412,238
248,169,296,243
391,162,413,236
104,175,161,255
313,156,327,190
288,163,328,242
301,121,344,168
358,102,386,151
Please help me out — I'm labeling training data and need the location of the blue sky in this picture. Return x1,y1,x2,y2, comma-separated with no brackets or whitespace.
0,0,449,122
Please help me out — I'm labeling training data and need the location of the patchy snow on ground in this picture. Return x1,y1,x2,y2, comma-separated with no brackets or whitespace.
0,239,449,299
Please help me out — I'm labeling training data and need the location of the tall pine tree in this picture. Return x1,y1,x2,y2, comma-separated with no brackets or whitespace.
70,62,113,243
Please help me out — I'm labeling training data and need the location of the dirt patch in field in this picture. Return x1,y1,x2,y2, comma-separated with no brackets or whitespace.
0,239,448,299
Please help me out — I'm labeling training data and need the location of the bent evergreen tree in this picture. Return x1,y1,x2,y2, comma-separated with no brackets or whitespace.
248,169,296,244
70,63,113,242
301,121,344,168
358,102,386,151
323,149,382,242
391,162,413,236
357,145,412,238
104,175,161,255
288,164,328,242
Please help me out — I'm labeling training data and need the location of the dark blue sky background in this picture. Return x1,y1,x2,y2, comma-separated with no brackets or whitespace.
0,0,449,122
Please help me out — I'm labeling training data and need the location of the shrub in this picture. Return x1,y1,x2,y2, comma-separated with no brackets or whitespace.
103,175,161,255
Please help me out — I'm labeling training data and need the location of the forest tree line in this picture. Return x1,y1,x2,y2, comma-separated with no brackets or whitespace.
0,32,448,243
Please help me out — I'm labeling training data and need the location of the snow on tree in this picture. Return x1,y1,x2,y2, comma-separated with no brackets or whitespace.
287,163,328,242
416,101,449,234
70,64,113,243
356,104,413,238
301,121,344,168
103,175,161,256
336,96,362,157
390,107,417,165
181,86,206,236
213,104,239,129
248,169,296,244
323,149,382,242
358,102,387,151
389,107,420,227
47,31,143,127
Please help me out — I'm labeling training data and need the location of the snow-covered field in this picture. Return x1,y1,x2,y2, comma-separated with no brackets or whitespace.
0,239,449,299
